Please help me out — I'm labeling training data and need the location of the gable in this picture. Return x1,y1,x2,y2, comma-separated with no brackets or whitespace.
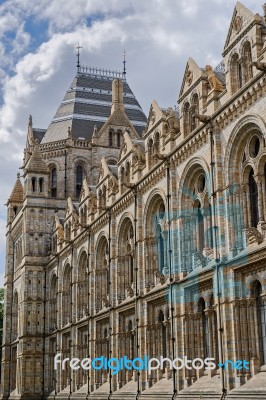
146,100,165,132
179,58,204,100
223,2,255,53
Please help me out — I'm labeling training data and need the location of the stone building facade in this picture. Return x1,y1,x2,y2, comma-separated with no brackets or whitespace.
2,2,266,399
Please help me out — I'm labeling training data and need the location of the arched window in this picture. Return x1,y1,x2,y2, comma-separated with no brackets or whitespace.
231,53,242,93
195,201,204,253
50,168,57,198
50,276,57,331
156,225,165,273
242,41,253,84
254,281,266,365
117,220,134,301
12,292,19,340
76,165,83,198
62,266,71,326
147,139,154,168
249,169,259,227
128,320,134,359
158,310,167,359
190,94,199,132
31,177,36,192
95,237,108,311
199,298,210,358
183,102,190,137
117,131,121,147
39,178,43,193
78,253,88,318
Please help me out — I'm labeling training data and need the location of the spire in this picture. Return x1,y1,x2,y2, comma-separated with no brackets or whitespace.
76,43,83,72
9,173,23,204
123,50,126,80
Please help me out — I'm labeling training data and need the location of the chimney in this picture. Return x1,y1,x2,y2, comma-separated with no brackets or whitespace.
111,79,124,113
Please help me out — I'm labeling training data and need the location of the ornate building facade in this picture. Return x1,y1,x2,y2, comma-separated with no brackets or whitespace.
2,2,266,399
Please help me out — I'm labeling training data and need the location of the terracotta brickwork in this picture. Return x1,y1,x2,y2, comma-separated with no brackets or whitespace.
2,3,266,400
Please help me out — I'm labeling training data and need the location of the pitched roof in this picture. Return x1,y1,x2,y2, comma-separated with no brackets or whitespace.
9,173,23,203
41,70,147,143
25,145,48,173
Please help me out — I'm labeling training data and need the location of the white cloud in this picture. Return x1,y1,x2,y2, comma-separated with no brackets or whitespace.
0,0,263,282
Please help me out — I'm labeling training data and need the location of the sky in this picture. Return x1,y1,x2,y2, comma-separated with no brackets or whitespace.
0,0,262,286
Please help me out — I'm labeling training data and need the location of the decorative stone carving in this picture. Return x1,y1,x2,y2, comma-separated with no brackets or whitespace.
125,284,134,298
243,228,263,246
203,247,214,260
192,252,206,269
185,69,193,86
233,15,243,33
102,295,109,308
108,175,119,195
205,65,224,91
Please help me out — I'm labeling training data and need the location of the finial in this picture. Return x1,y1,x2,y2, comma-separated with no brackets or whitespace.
29,115,32,126
76,43,83,72
17,172,20,180
123,50,126,79
68,126,72,138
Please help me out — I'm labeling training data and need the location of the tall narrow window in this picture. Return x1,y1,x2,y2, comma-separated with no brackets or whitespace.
109,131,113,147
128,320,134,359
31,177,36,192
76,165,83,198
159,310,167,358
156,225,165,273
242,42,253,84
196,202,204,252
51,168,57,198
190,94,199,132
183,102,190,136
249,169,259,227
254,281,266,365
199,298,209,358
39,178,43,193
117,131,121,147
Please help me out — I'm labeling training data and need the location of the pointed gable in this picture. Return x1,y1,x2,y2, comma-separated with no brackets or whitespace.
223,2,255,53
179,58,204,100
9,173,23,204
24,145,48,174
146,100,165,132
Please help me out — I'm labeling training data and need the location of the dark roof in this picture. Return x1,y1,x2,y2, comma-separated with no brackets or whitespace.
33,128,46,143
41,71,147,143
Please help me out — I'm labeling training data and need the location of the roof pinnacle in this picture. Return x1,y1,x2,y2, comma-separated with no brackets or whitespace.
123,50,127,80
76,43,83,72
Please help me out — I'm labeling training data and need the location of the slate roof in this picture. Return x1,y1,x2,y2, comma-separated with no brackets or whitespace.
41,71,147,143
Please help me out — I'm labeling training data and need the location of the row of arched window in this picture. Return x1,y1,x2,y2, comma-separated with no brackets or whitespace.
230,41,253,94
109,130,122,147
49,164,84,198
